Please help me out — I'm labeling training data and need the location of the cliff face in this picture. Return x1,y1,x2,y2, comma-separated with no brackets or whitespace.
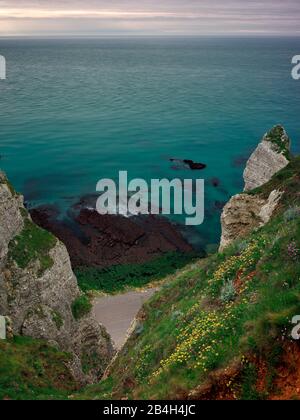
220,126,290,251
243,125,291,192
219,190,282,251
0,172,114,384
0,175,24,261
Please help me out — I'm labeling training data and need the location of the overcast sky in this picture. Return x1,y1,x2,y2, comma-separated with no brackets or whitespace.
0,0,300,37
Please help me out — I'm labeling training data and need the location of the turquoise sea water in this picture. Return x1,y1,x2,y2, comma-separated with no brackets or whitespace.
0,37,300,247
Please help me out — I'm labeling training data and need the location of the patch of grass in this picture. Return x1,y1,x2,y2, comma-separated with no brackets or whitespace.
81,351,104,377
265,125,291,160
71,295,92,320
51,311,64,330
8,219,57,275
0,336,77,400
240,363,263,400
75,252,200,294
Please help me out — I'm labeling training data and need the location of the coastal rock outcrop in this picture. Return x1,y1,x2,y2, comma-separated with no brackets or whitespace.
243,125,291,191
219,190,282,251
0,172,114,384
0,174,24,260
220,126,289,251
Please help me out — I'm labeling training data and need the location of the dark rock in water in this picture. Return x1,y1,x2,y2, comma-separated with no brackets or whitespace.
209,177,221,187
30,202,194,269
169,159,187,170
30,204,60,220
183,160,207,170
170,158,207,171
72,193,98,212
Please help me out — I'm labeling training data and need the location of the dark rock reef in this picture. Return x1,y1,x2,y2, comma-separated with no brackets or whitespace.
30,196,194,269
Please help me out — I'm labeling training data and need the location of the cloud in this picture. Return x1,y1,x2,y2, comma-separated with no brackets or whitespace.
0,0,299,36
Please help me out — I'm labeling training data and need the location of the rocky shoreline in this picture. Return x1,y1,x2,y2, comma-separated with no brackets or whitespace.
30,195,196,270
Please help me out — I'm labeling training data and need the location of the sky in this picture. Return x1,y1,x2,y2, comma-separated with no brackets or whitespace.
0,0,300,37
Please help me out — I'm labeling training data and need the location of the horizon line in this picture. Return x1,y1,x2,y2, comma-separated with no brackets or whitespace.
1,33,300,39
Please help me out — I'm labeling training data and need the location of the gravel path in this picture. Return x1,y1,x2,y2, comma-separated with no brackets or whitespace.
93,288,158,349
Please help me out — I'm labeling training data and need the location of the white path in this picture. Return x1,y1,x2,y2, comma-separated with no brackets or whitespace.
93,288,158,349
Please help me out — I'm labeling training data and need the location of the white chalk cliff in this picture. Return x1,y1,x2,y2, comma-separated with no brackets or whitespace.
243,125,291,191
220,126,291,251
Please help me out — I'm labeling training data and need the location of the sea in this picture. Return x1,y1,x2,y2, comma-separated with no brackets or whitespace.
0,36,300,249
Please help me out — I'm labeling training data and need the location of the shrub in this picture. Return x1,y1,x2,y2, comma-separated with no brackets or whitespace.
71,295,92,320
220,280,236,303
236,240,249,254
284,207,300,222
265,125,291,160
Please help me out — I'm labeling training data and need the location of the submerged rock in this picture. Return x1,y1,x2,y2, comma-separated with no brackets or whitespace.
170,158,207,170
209,177,221,188
243,125,291,191
183,159,207,170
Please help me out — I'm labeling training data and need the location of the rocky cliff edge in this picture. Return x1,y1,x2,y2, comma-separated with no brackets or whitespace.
220,125,291,251
0,172,114,384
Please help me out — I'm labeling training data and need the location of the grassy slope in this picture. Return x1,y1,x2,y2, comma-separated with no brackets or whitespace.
75,252,200,294
0,336,78,400
77,156,300,400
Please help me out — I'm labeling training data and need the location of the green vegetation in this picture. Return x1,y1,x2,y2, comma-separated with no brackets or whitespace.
220,279,236,303
81,351,103,377
71,295,92,320
75,156,300,400
265,125,291,160
51,311,64,330
8,218,57,275
75,252,199,294
240,363,263,400
0,336,77,400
